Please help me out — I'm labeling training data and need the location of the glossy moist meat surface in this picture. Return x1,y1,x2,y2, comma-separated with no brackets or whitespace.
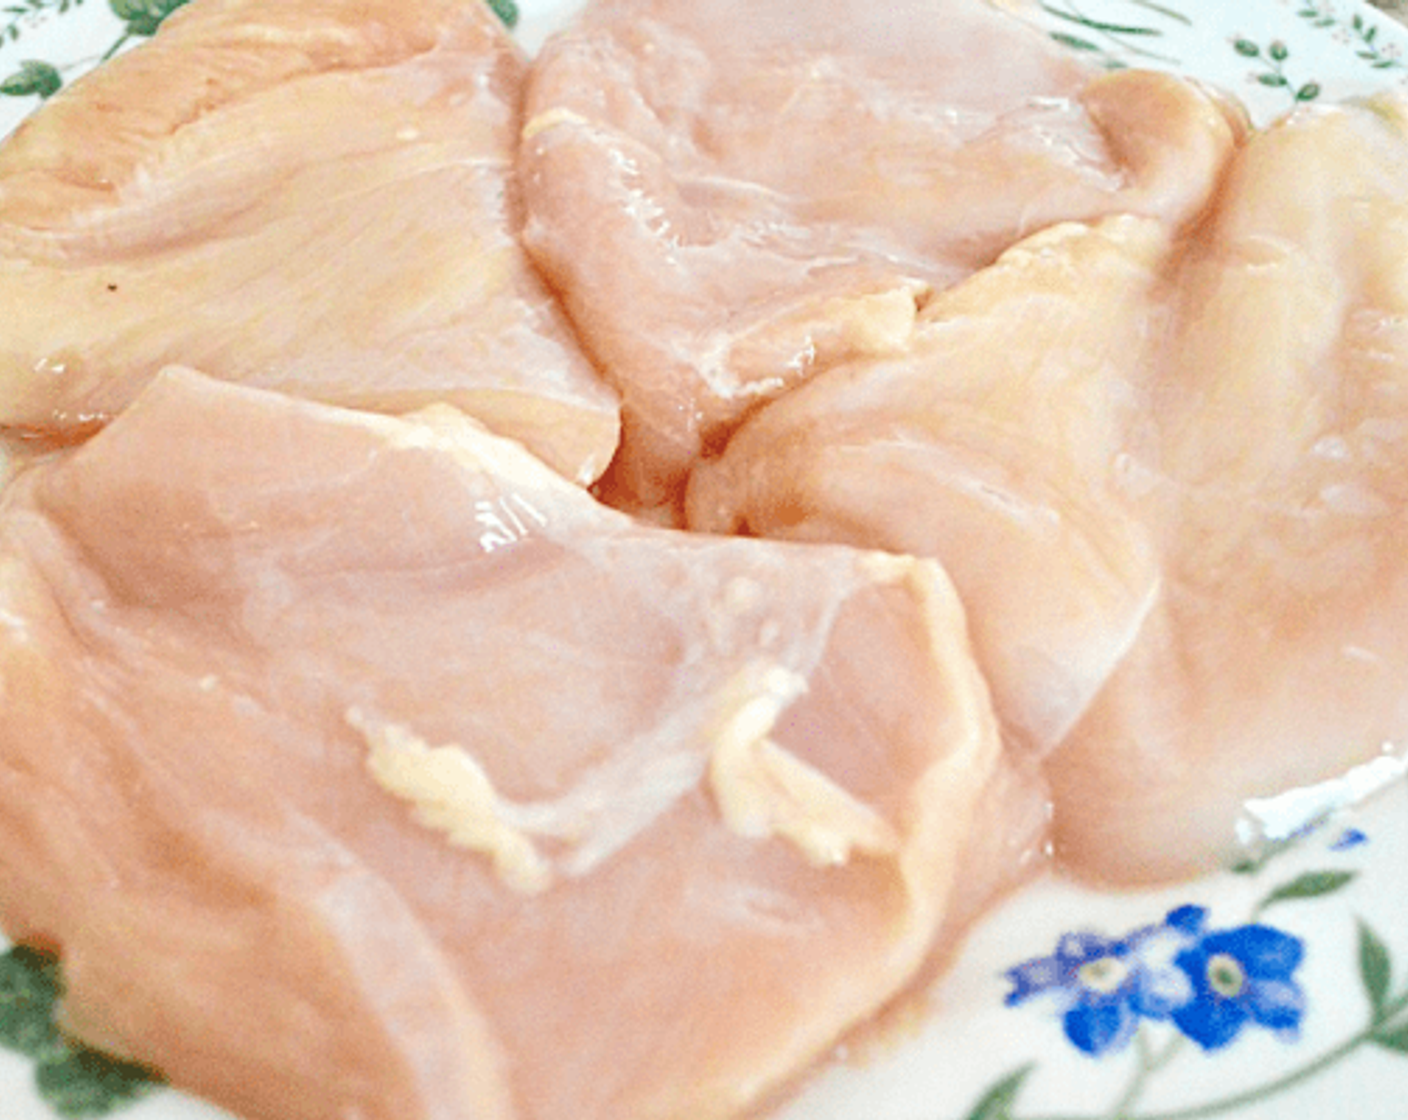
0,0,619,485
689,214,1169,756
0,368,1001,1120
519,0,1241,508
690,92,1408,882
1046,93,1408,881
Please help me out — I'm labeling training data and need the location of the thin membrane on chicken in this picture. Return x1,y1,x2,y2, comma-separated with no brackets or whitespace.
692,92,1408,883
519,0,1243,508
0,0,619,485
0,368,1004,1120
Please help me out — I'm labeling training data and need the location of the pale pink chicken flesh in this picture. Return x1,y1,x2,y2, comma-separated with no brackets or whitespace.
1047,93,1408,882
689,215,1170,755
2,4,1405,1118
518,0,1242,508
0,368,1004,1120
0,0,619,485
692,92,1408,883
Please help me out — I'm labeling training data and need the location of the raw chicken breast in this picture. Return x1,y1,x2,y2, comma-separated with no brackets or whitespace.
519,0,1242,507
1047,93,1408,882
0,368,1002,1120
0,0,618,485
696,91,1408,884
689,215,1170,754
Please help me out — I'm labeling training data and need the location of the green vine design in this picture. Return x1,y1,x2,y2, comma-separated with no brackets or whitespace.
1344,7,1408,68
1296,2,1406,69
1032,1,1405,111
0,945,163,1117
1,0,83,48
960,827,1408,1120
1038,0,1186,69
966,948,1408,1120
0,56,58,97
101,0,191,59
1231,36,1322,104
0,0,189,103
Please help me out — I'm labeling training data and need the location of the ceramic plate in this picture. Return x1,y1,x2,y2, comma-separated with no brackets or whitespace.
2,2,1408,1119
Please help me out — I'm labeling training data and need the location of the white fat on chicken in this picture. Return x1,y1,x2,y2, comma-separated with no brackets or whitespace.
706,662,899,867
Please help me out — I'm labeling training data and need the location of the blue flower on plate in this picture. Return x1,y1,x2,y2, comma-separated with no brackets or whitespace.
1170,913,1306,1051
1003,909,1199,1056
1331,827,1368,851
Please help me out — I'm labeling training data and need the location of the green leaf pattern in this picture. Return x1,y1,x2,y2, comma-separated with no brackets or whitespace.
966,816,1408,1120
0,946,162,1117
1376,1020,1408,1054
0,0,189,102
1024,0,1405,108
0,56,58,96
1359,920,1393,1017
3,0,85,50
961,1064,1034,1120
1255,868,1358,911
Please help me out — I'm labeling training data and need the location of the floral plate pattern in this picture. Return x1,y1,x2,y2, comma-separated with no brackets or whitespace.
2,1,1408,1119
776,774,1408,1120
1010,0,1408,124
